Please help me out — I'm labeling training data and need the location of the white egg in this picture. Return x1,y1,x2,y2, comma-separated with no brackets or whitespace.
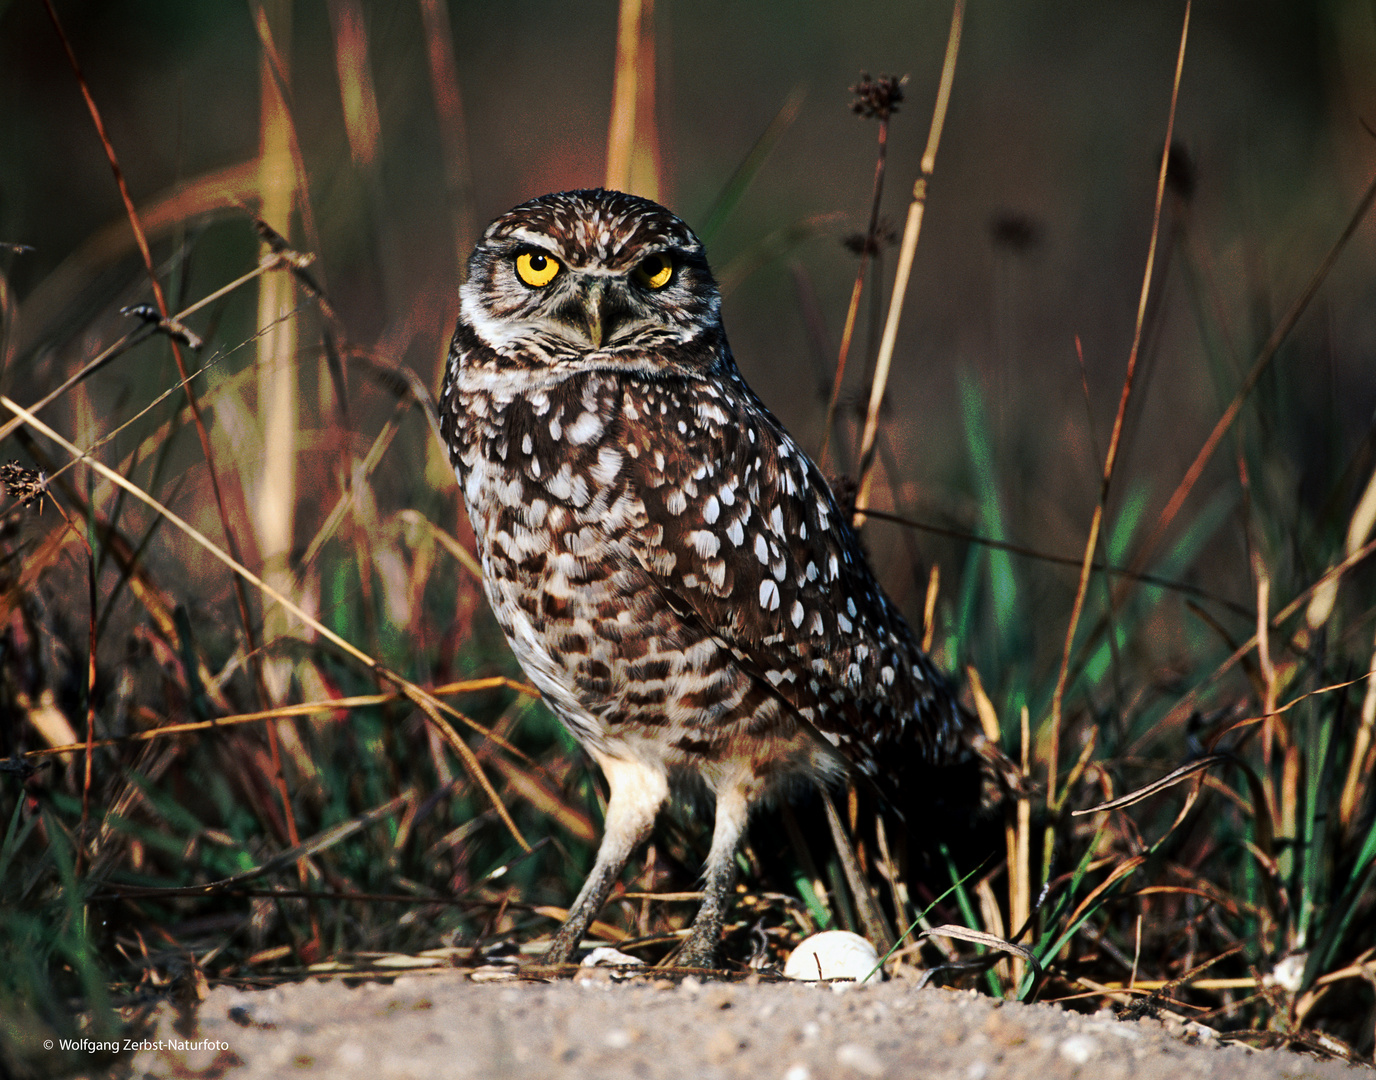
783,930,882,983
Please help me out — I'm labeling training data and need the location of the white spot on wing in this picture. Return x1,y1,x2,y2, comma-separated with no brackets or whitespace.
565,411,604,444
689,530,721,558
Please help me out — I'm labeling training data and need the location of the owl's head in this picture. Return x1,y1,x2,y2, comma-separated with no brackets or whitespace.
459,189,723,366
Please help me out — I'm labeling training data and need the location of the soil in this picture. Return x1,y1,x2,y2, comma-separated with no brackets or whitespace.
118,965,1366,1080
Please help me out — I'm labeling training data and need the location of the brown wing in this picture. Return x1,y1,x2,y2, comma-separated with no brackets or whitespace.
615,369,968,779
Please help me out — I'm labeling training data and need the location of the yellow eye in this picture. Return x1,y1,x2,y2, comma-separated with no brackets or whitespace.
635,253,673,289
515,250,561,287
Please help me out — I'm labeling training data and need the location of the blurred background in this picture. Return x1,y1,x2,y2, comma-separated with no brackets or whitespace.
3,0,1376,1062
3,1,1374,654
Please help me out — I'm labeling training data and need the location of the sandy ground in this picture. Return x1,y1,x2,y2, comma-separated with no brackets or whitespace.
114,966,1367,1080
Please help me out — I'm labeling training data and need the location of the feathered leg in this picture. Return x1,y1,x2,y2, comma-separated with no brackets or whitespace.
545,752,668,964
677,784,750,968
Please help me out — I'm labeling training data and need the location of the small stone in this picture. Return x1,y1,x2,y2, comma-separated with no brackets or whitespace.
1059,1034,1098,1064
835,1042,885,1077
783,1065,811,1080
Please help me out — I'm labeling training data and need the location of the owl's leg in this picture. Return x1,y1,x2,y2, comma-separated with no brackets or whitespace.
677,784,750,969
544,751,668,964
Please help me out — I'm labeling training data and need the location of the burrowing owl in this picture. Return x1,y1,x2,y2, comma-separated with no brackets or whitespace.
439,189,980,967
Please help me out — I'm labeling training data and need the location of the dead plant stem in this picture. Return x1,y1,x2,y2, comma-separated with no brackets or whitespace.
820,109,891,470
853,0,965,525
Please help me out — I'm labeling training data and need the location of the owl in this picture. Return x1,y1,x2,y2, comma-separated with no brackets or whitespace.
439,189,982,968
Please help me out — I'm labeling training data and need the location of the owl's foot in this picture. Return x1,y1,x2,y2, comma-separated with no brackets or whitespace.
543,921,584,966
674,935,721,970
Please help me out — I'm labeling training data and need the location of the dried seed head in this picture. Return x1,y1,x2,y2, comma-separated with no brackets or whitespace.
0,461,46,511
849,73,906,121
843,219,899,257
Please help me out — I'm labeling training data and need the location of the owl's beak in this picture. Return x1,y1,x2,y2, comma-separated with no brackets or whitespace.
581,279,606,349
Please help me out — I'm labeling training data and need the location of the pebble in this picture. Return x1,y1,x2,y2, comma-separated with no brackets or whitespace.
1059,1034,1099,1064
835,1041,885,1076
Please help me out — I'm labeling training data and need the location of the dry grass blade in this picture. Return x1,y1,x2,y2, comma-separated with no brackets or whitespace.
398,511,484,582
488,755,596,844
1073,754,1229,815
328,0,381,167
0,326,150,440
1066,855,1146,929
1,395,531,851
1341,626,1376,829
852,0,965,524
1306,458,1376,629
919,924,1042,978
1137,567,1376,754
1009,706,1031,986
965,665,1001,743
22,679,538,762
